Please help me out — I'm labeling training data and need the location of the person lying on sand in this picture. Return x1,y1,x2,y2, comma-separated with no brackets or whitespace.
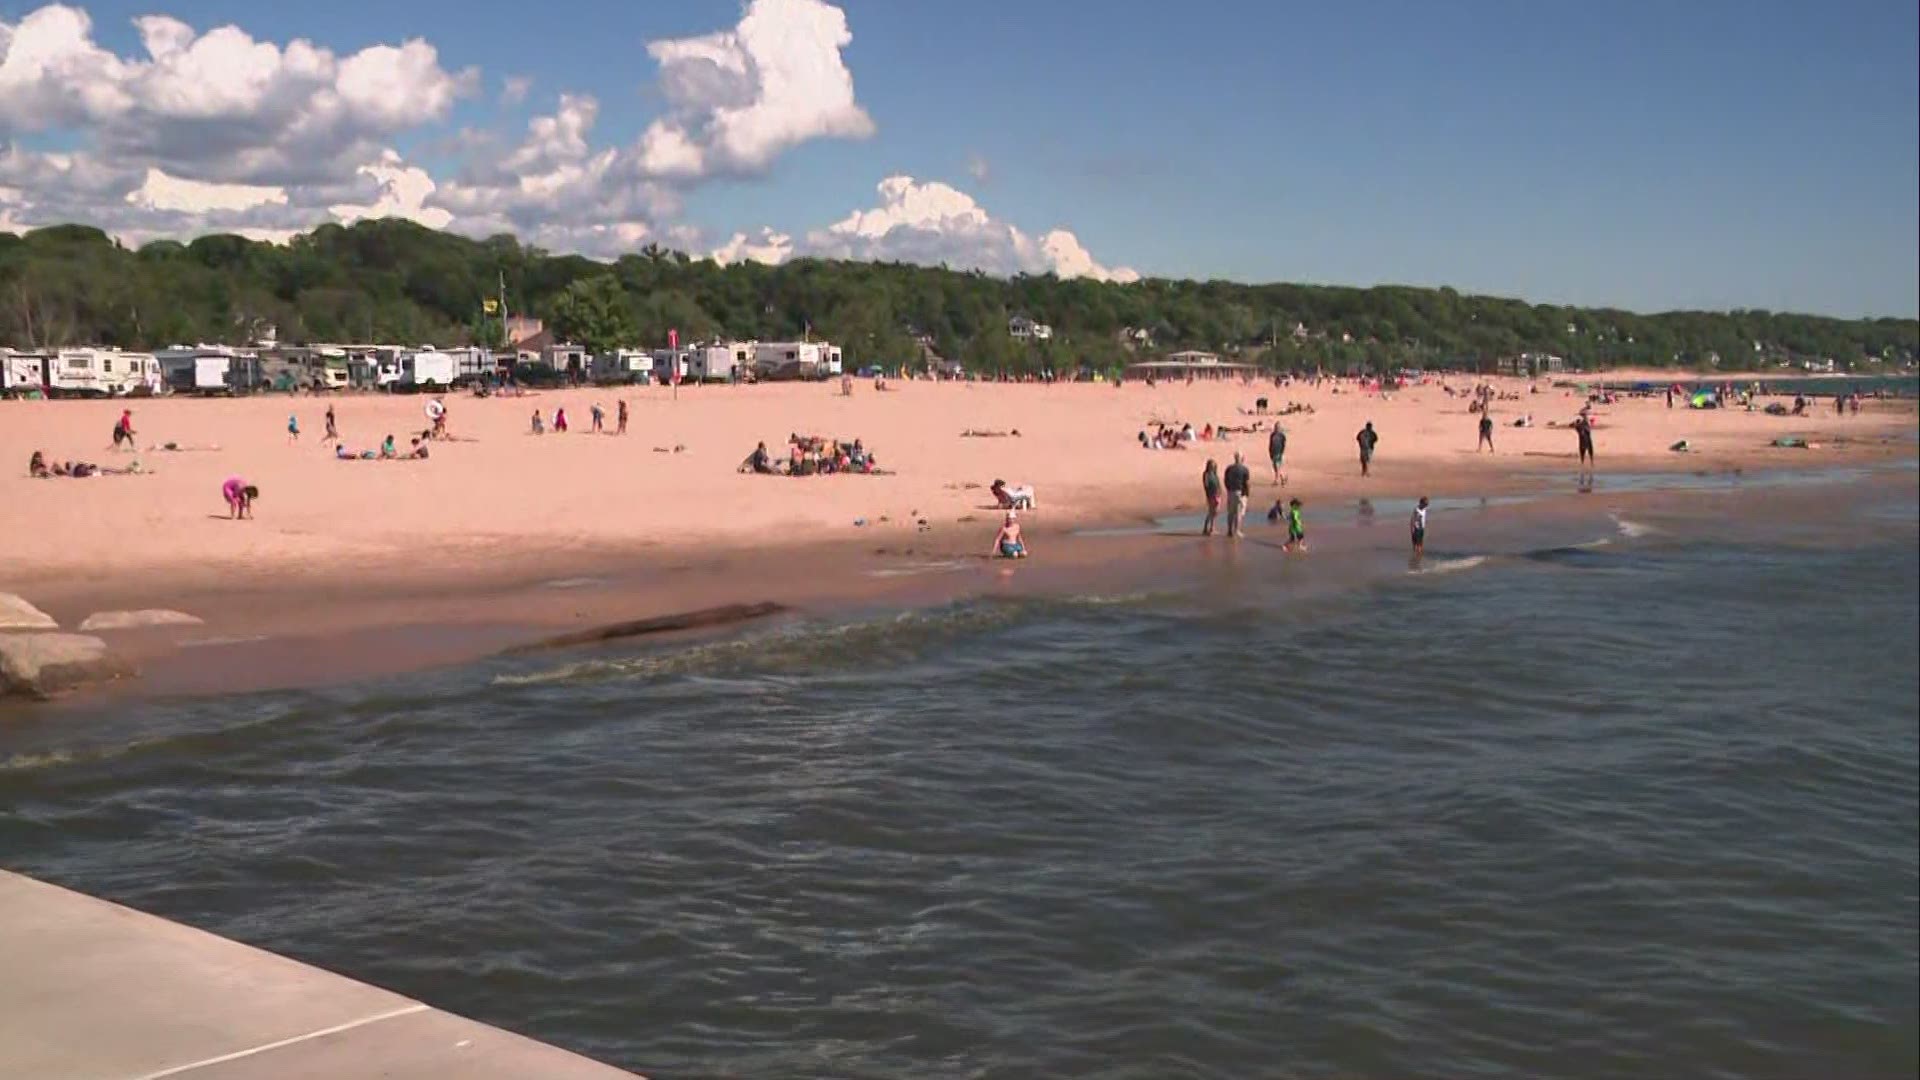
992,511,1027,559
147,442,221,452
961,428,1022,438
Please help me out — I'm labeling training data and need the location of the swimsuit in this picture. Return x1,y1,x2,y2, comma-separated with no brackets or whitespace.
999,539,1025,557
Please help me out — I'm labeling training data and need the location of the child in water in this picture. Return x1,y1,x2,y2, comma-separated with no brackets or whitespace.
1283,498,1307,552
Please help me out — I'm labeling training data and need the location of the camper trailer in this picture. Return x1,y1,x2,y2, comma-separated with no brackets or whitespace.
1,350,48,396
46,349,157,397
596,349,653,384
650,348,691,384
688,343,750,382
751,341,833,381
159,346,263,394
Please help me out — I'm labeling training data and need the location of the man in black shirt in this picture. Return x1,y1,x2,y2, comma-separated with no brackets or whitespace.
1572,416,1595,470
1477,413,1494,453
1267,425,1288,485
1222,453,1252,538
1356,421,1379,477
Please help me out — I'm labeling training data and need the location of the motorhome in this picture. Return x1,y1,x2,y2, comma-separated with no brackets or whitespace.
157,345,262,394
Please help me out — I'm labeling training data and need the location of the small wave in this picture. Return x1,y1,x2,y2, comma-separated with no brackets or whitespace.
0,749,80,772
866,561,968,579
1412,555,1489,576
1611,515,1658,539
493,592,1169,688
541,577,607,590
177,634,270,648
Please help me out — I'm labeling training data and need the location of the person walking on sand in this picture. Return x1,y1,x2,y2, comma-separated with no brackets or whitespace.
1478,412,1495,453
1267,424,1288,486
1356,421,1379,477
221,476,257,520
1410,496,1429,559
323,404,339,444
1572,414,1595,470
591,402,605,433
286,414,300,443
1201,458,1222,537
111,408,136,452
1223,452,1252,539
617,399,629,436
554,407,569,434
1283,498,1308,552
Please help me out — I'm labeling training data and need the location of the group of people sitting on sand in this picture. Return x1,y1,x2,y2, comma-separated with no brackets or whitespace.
334,433,430,461
739,434,886,476
1248,398,1314,416
1140,420,1266,449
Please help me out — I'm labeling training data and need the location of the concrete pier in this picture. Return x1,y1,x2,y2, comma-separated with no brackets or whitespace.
0,870,641,1079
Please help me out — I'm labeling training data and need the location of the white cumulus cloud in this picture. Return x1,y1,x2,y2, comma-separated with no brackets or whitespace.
788,175,1138,282
638,0,874,179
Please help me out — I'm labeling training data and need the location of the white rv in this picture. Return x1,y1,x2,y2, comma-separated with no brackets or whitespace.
1,350,47,395
752,341,834,380
48,349,156,396
400,350,458,390
597,349,653,383
688,343,751,382
649,348,691,384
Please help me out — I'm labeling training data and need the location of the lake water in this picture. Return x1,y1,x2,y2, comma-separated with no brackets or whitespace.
3,470,1916,1079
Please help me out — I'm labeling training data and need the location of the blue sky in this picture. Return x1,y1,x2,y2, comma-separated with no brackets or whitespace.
11,0,1919,316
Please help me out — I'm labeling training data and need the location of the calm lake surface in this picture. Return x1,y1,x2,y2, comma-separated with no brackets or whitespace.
3,469,1916,1079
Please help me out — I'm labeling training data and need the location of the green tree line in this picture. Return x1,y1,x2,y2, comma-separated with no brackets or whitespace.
1,220,1912,375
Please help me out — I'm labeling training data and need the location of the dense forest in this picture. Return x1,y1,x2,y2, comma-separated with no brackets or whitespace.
1,220,1913,375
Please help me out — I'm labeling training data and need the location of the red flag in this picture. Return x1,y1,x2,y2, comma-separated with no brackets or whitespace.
668,327,678,350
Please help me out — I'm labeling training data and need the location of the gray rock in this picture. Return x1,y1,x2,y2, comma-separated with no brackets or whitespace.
0,593,58,631
78,609,205,632
0,633,129,700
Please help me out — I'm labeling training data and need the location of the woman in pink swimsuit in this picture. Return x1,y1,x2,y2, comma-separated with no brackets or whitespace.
222,477,257,519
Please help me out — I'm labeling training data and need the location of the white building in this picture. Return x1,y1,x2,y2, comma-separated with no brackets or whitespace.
1009,314,1053,341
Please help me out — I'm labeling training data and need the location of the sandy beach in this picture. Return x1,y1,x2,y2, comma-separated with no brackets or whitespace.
2,374,1913,693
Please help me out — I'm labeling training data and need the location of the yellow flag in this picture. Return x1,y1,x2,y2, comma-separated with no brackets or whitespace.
482,298,500,314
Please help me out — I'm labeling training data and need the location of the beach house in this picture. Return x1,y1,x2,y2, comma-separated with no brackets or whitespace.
1009,314,1053,341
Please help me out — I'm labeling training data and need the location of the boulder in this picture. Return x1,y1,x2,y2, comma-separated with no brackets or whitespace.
0,593,58,631
78,609,205,632
0,633,129,700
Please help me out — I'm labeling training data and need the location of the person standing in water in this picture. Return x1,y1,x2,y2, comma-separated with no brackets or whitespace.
1283,498,1308,552
1222,452,1252,539
1572,414,1595,470
1410,496,1429,559
992,511,1027,558
1201,458,1222,537
1267,425,1288,486
1477,412,1495,453
1356,421,1379,477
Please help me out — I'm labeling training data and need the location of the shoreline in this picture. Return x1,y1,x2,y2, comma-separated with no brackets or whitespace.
3,379,1913,705
15,449,1916,710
